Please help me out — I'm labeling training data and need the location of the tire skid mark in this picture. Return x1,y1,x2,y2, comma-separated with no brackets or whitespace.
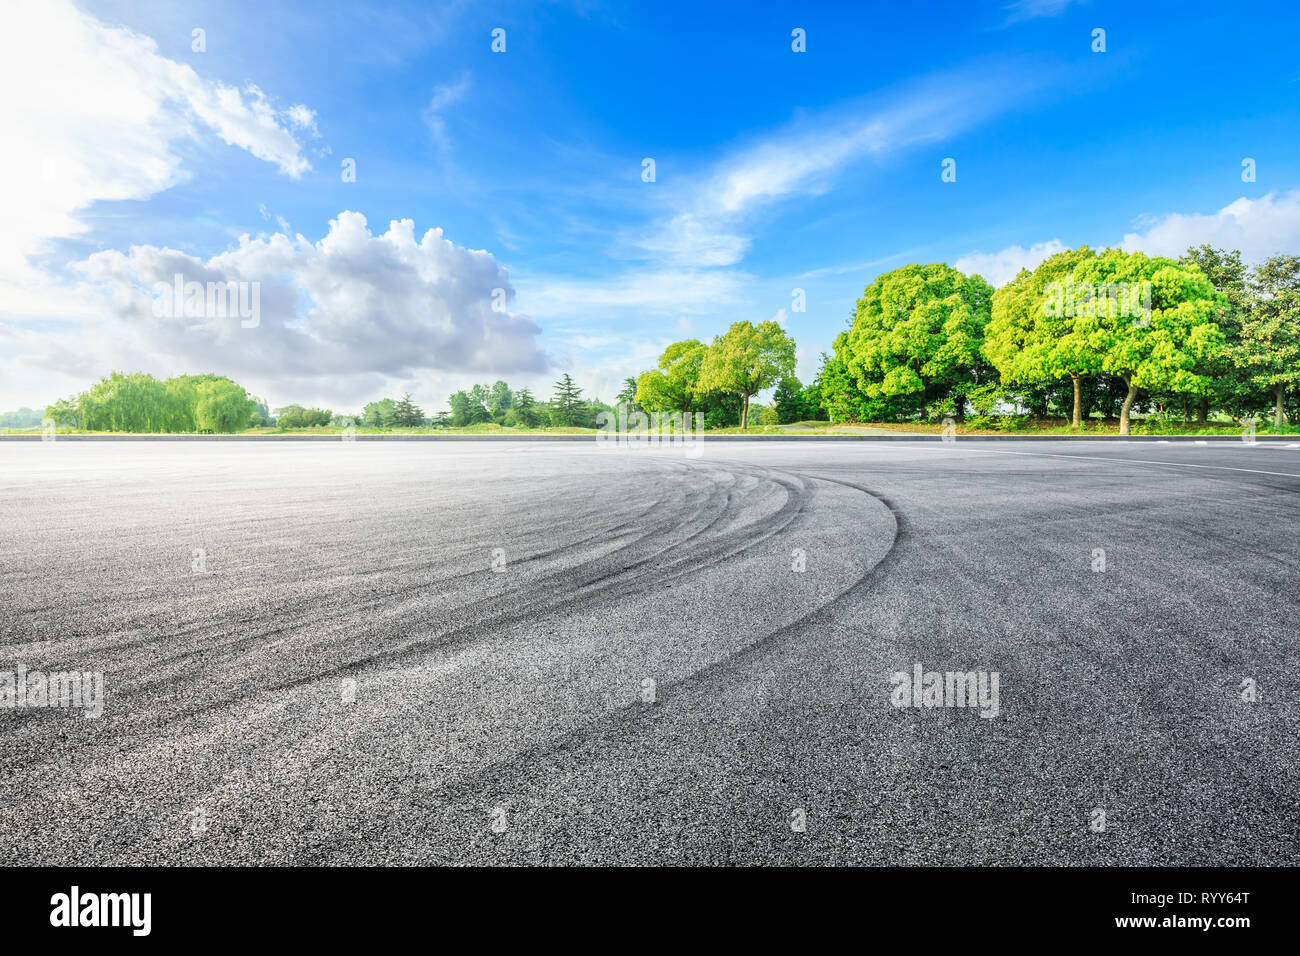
293,468,904,859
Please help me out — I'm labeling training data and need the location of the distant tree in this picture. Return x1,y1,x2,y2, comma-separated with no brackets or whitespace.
799,374,828,421
1241,254,1300,428
488,381,513,416
363,398,398,427
551,374,583,426
773,376,811,424
616,377,640,411
391,392,425,427
698,321,795,428
467,385,493,422
275,405,333,428
817,344,871,423
448,391,472,427
46,397,80,427
248,398,273,427
513,387,542,428
0,408,43,428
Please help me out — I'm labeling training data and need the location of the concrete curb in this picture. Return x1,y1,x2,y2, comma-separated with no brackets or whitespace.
0,434,1291,443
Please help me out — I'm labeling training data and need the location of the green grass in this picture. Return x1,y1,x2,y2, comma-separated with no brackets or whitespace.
5,417,1298,437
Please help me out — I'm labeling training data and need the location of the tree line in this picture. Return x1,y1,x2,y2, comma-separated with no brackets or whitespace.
45,373,269,433
818,245,1300,434
40,373,617,432
33,243,1297,434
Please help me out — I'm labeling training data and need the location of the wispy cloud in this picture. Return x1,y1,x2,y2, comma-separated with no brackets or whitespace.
625,62,1054,271
1002,0,1087,27
425,74,471,150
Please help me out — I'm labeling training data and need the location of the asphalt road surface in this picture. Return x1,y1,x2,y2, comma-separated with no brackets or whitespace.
1,439,1297,865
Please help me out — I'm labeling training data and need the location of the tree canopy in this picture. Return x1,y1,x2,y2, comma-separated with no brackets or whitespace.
840,263,993,421
698,320,796,428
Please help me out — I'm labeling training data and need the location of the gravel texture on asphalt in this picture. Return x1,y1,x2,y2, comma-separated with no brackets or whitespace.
1,439,1296,865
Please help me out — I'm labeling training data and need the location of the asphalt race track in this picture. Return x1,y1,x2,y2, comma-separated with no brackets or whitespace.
1,439,1297,865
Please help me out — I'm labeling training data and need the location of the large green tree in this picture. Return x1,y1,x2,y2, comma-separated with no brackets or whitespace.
1241,254,1300,428
841,263,992,421
1091,249,1226,435
983,246,1105,428
193,378,257,433
635,339,708,413
698,321,795,428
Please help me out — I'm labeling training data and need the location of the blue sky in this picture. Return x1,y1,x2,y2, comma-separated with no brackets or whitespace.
5,0,1300,413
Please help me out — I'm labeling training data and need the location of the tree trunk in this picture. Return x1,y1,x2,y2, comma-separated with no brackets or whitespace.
1119,380,1138,436
741,394,750,429
1070,374,1082,429
1276,383,1286,429
1197,396,1209,425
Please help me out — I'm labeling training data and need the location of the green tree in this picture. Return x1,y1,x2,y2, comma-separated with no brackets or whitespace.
635,339,707,413
44,398,79,428
363,398,398,427
391,392,425,427
1241,254,1300,428
616,377,640,411
275,405,333,428
1091,249,1226,435
467,385,493,422
513,387,542,428
448,391,473,427
983,246,1105,428
194,379,257,433
550,374,583,426
817,344,871,423
773,376,811,423
698,321,795,428
1179,245,1249,422
0,408,43,428
842,263,992,423
488,381,513,417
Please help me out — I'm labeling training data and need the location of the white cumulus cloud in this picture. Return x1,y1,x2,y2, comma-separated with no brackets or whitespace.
71,212,549,382
1121,191,1300,265
0,0,316,298
954,239,1068,286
